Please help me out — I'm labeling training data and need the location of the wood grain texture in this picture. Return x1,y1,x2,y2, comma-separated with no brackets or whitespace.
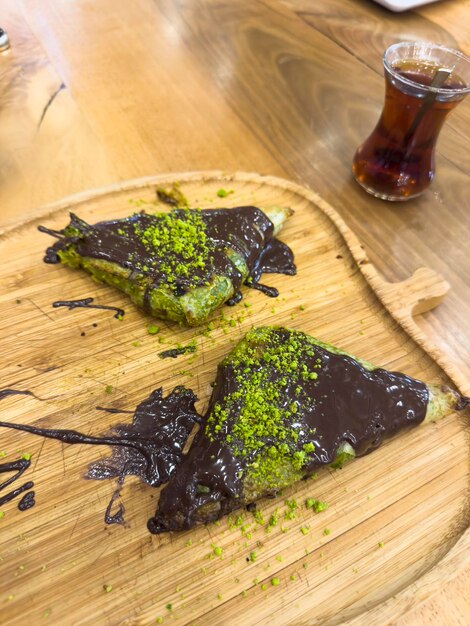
0,0,469,622
0,173,468,626
0,0,114,223
13,0,468,384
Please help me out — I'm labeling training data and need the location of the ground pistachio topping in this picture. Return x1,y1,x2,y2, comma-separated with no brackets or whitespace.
205,328,320,491
135,208,213,289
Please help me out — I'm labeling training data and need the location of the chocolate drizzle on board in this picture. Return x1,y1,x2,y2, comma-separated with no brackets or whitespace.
95,406,134,415
0,389,42,401
148,328,431,533
18,490,36,511
40,207,296,307
159,345,197,359
0,387,200,524
52,297,125,319
0,458,34,510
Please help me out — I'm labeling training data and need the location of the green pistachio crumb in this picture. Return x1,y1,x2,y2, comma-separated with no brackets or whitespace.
242,590,248,598
323,528,331,536
185,539,192,547
147,325,160,335
166,603,173,611
216,188,234,198
299,305,305,311
212,546,223,557
285,499,298,511
378,541,384,548
268,511,278,527
300,526,310,535
271,578,280,587
103,584,113,593
253,510,265,525
305,498,328,513
290,574,296,581
104,385,113,394
0,511,5,519
275,555,283,562
178,370,193,377
156,618,164,624
248,551,257,562
132,341,141,347
302,563,308,570
0,451,6,458
261,583,267,591
217,593,223,600
21,453,31,461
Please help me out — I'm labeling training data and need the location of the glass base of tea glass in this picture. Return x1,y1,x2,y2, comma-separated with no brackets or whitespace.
352,173,426,201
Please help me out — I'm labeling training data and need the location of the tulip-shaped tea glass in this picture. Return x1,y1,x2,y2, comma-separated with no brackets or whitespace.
352,42,470,201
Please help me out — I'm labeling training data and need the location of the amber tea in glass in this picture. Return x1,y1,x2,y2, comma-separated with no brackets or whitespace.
352,42,470,201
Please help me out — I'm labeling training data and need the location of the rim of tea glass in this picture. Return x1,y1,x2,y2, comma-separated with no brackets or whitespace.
384,42,470,95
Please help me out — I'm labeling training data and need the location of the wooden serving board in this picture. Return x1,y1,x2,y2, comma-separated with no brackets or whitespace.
0,172,468,626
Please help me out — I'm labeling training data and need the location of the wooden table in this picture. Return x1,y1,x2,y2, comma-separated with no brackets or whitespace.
1,0,469,623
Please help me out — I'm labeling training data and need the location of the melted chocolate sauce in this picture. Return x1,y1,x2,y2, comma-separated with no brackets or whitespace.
37,225,63,239
247,282,279,298
86,387,200,487
104,472,126,525
159,345,197,359
0,458,35,510
226,291,243,306
148,329,430,533
95,406,134,415
52,298,125,320
40,207,296,306
0,389,41,401
18,490,36,511
0,387,200,523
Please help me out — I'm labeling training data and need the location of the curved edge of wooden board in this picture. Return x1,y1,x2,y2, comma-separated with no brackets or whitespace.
2,170,469,624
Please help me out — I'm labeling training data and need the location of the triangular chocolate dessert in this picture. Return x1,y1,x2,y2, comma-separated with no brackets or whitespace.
39,205,295,326
148,327,467,533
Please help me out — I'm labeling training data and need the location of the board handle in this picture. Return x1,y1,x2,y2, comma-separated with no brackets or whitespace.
372,267,450,317
363,264,470,394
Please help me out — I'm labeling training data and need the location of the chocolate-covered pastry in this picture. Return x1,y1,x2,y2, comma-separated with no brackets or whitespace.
39,205,295,326
148,327,467,533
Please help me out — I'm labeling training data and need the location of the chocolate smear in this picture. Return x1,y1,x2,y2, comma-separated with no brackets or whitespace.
0,458,35,510
52,297,125,320
159,345,197,359
0,386,200,523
